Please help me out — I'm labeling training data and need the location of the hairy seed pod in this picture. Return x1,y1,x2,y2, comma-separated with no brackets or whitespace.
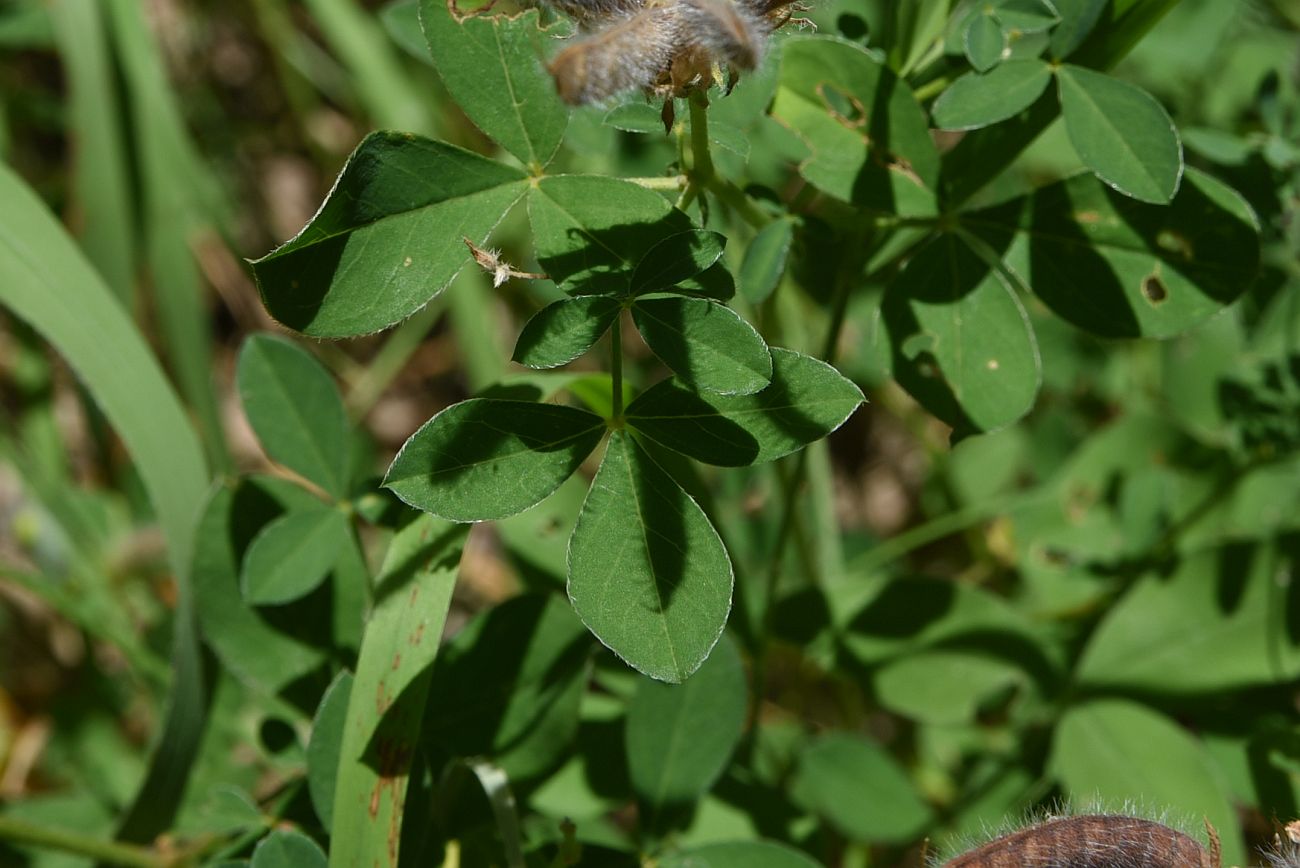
941,815,1219,868
545,0,645,28
678,0,768,70
548,6,682,104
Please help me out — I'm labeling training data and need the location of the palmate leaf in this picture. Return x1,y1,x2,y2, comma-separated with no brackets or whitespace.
385,398,606,521
881,233,1041,433
567,432,732,683
625,348,864,466
631,297,772,396
772,36,940,215
528,175,734,299
252,132,529,337
962,168,1259,338
418,0,568,170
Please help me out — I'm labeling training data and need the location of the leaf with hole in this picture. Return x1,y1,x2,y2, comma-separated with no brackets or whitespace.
771,36,939,215
252,132,528,337
626,348,864,466
625,634,746,818
1057,65,1183,203
240,506,348,606
419,0,568,169
567,431,732,683
932,60,1053,130
881,233,1040,433
237,335,349,498
961,168,1259,338
631,297,772,395
385,399,605,521
513,296,622,369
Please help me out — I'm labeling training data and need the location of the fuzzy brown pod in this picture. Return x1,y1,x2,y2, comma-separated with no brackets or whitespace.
941,815,1221,868
545,0,801,105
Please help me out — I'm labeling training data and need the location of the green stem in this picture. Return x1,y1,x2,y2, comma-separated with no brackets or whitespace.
626,175,687,192
610,310,624,420
687,91,714,186
0,815,166,868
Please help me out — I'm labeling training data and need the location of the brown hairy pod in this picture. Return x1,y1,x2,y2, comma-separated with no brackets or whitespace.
941,815,1220,868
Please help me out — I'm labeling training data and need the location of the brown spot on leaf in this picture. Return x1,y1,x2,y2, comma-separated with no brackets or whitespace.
1074,210,1101,224
1142,274,1169,304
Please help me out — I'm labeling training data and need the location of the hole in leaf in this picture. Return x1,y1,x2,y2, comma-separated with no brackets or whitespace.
837,13,868,41
1141,274,1169,304
816,83,867,133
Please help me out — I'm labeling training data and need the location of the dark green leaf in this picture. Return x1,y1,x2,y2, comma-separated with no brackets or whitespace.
385,399,605,521
252,132,528,337
567,431,732,682
528,175,733,299
425,594,590,780
992,0,1059,34
631,297,772,395
240,507,348,606
250,829,327,868
1052,700,1244,866
626,634,746,815
630,231,727,294
1057,65,1183,203
771,36,940,215
739,218,793,305
659,841,822,868
881,234,1040,433
307,671,353,831
1048,0,1107,59
192,480,325,694
626,348,864,465
513,296,621,369
237,335,349,497
932,60,1054,130
962,169,1259,338
790,732,932,843
1076,544,1300,693
965,12,1006,72
419,0,567,169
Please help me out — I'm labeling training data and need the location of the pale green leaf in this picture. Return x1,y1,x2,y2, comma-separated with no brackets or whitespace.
567,432,732,683
385,399,606,521
632,297,772,395
240,507,348,606
604,102,665,133
626,348,864,466
932,60,1053,130
1058,65,1183,203
513,296,621,369
253,132,528,337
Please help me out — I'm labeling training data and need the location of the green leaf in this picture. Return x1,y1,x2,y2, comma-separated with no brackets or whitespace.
790,732,932,843
240,507,348,606
238,335,350,497
1051,699,1244,866
992,0,1059,34
630,231,727,294
513,296,621,369
252,131,528,337
962,169,1259,338
771,36,940,215
632,297,772,396
192,479,326,694
873,650,1024,725
528,175,733,299
1048,0,1107,59
604,102,665,133
385,399,605,521
964,12,1006,72
567,431,732,682
626,634,746,817
932,60,1054,130
330,517,467,868
251,829,327,868
626,348,864,466
1057,65,1183,203
424,594,590,780
659,841,822,868
418,0,567,169
1076,544,1300,693
881,234,1040,433
307,671,353,832
739,218,793,305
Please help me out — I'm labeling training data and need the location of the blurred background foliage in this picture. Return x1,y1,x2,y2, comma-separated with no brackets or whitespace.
0,0,1298,866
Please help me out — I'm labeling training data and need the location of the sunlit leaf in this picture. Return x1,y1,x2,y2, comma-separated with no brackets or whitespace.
932,60,1054,130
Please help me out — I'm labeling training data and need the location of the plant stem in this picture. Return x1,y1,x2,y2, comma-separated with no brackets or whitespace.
626,175,687,192
687,91,714,187
0,815,167,868
610,310,624,420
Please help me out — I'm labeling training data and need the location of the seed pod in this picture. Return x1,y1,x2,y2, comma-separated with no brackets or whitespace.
941,815,1219,868
548,6,682,104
